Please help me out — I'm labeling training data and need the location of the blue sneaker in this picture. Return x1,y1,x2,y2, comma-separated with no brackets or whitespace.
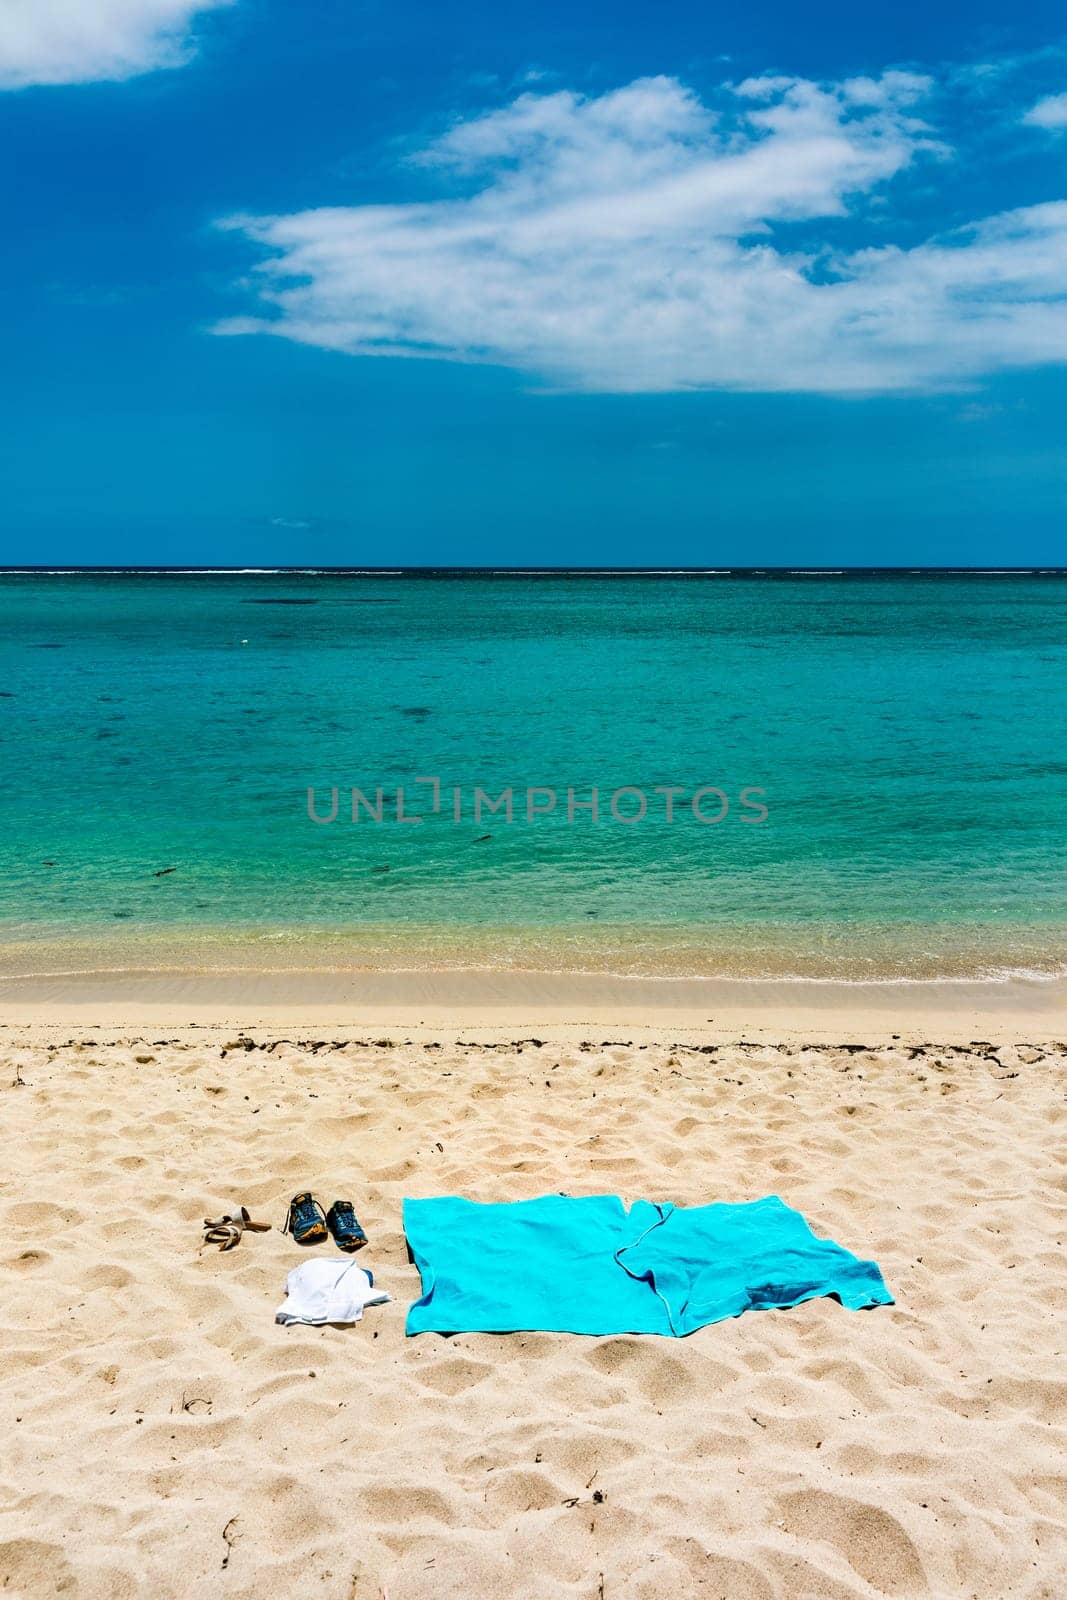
282,1192,328,1245
326,1199,368,1252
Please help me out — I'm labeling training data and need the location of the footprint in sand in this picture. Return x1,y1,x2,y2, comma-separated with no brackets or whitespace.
776,1488,928,1596
5,1201,84,1230
663,1538,775,1600
583,1338,699,1407
414,1356,493,1396
0,1539,79,1597
483,1466,566,1517
6,1248,53,1272
358,1483,457,1527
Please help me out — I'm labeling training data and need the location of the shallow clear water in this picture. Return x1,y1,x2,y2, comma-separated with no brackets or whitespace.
2,571,1065,978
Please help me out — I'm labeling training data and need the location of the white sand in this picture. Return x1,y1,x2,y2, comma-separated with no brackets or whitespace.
1,995,1064,1597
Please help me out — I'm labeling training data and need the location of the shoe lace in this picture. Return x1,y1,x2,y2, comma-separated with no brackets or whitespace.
283,1195,321,1235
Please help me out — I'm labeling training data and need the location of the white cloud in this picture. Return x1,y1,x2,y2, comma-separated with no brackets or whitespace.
0,0,231,90
1023,91,1067,130
218,71,1067,395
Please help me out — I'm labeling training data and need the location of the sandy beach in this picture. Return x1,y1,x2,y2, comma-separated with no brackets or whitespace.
2,980,1064,1598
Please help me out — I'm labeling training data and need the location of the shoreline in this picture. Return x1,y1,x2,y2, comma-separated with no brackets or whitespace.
4,919,1067,987
0,964,1062,1040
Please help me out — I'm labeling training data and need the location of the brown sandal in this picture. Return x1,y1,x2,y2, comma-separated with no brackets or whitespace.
203,1207,271,1251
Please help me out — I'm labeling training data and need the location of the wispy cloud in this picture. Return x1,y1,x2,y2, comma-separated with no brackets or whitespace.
1023,91,1067,129
217,69,1067,396
0,0,232,90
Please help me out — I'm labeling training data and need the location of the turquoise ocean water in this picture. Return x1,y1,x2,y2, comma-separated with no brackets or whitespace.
1,571,1065,980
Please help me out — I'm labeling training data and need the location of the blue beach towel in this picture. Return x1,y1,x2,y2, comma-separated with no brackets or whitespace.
404,1194,892,1337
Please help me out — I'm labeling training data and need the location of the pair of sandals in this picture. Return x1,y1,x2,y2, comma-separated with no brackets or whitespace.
282,1192,367,1253
203,1206,271,1252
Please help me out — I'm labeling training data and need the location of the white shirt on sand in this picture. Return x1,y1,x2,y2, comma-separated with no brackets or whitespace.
275,1258,390,1327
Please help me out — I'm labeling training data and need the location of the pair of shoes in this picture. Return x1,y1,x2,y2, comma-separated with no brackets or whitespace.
282,1192,367,1252
203,1206,271,1252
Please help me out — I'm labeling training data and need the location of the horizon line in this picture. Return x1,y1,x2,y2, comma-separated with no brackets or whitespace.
1,565,1066,578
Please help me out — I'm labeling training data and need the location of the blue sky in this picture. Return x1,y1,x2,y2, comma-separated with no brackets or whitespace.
2,0,1066,565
